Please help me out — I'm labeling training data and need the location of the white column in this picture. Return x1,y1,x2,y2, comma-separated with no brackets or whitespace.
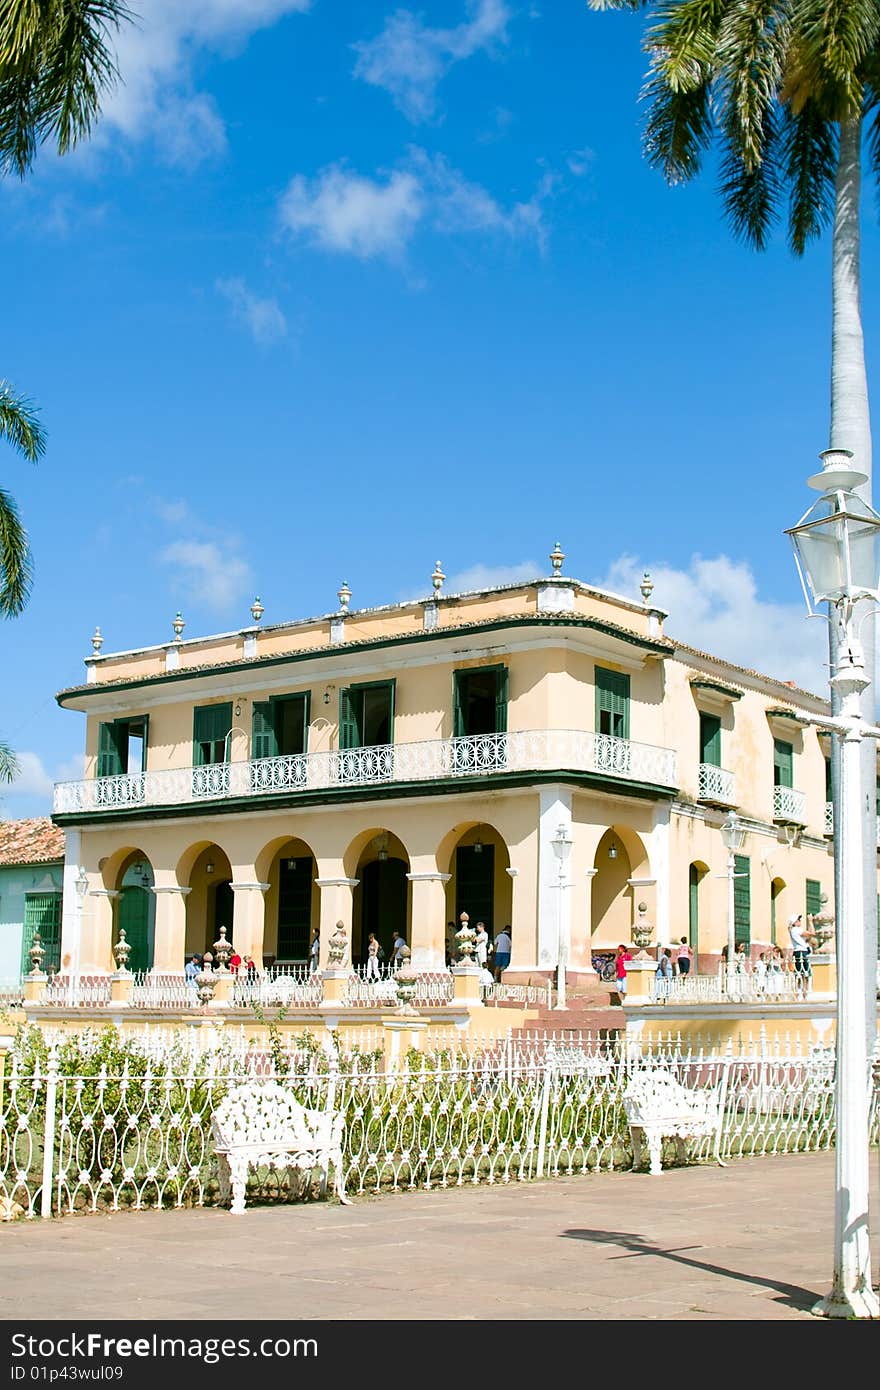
315,878,359,967
645,804,671,946
406,872,451,970
151,886,191,973
230,882,269,964
537,786,572,970
59,830,83,975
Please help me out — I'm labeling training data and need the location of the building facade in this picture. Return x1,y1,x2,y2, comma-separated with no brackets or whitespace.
50,557,861,979
0,819,65,980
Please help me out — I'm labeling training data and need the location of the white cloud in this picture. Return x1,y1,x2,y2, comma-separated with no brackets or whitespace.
281,165,424,259
280,149,551,262
353,0,511,122
104,1,312,165
159,540,253,611
216,278,288,345
567,147,594,177
600,554,828,695
445,560,541,593
3,752,54,801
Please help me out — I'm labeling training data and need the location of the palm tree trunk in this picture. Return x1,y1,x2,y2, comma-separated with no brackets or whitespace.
828,114,877,1046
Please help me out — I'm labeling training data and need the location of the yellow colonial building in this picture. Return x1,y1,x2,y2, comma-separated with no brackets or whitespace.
51,549,857,981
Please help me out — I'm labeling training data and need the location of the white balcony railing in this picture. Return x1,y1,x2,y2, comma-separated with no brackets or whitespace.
697,763,736,806
772,786,807,825
825,801,834,836
53,729,678,816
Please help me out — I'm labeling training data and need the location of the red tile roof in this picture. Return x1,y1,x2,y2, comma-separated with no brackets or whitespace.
0,818,65,867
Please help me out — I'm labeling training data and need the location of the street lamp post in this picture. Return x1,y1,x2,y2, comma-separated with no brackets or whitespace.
786,446,880,1319
550,823,573,1011
70,866,89,1008
719,811,747,997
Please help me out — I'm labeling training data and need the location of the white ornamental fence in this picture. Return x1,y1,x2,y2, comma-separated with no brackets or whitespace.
2,1032,874,1221
53,728,678,815
649,970,803,1005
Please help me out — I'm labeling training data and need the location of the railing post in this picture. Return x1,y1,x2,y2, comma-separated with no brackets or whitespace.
40,1046,59,1220
535,1062,553,1179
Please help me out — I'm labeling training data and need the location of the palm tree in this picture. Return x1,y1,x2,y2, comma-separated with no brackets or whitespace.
0,0,133,177
589,0,879,1039
0,381,45,785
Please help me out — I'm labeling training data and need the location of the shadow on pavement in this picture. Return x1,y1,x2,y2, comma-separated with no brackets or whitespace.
561,1228,818,1312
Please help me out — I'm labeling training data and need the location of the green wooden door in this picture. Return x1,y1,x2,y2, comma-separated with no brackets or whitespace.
595,667,630,739
688,865,700,951
773,740,793,788
97,721,125,778
20,893,62,974
734,855,750,948
118,887,151,973
252,702,278,761
455,845,495,936
699,713,721,766
806,878,823,922
193,704,232,765
277,857,313,960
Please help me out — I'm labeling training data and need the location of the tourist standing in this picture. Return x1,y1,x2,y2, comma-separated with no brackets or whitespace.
493,925,512,981
615,943,632,999
365,932,381,981
309,930,320,975
788,914,812,997
675,937,693,976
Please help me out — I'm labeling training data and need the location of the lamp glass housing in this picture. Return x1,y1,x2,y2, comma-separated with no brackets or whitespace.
787,489,880,609
607,842,617,860
550,824,572,864
720,811,747,853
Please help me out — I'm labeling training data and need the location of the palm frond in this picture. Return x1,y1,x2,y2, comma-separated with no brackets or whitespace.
645,0,726,92
0,381,45,462
719,103,782,247
785,0,878,117
780,98,836,251
644,65,715,179
716,0,790,170
0,485,32,616
0,737,19,784
0,0,134,176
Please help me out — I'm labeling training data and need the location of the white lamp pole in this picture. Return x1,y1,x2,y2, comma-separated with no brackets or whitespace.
719,811,746,997
550,823,573,1011
71,866,89,1008
786,447,880,1319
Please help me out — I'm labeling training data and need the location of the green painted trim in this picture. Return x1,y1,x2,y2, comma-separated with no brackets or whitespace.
57,616,671,706
689,680,743,701
52,767,678,828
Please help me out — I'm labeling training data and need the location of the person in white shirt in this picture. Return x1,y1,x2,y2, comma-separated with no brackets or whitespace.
788,914,811,997
473,922,491,968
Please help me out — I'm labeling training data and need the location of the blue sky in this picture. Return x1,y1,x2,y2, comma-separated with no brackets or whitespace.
2,0,878,817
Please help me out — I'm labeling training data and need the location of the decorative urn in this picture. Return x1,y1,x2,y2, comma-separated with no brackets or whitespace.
394,945,419,1015
455,913,477,964
195,953,217,1006
631,903,654,951
212,925,233,972
113,928,132,974
28,933,45,975
326,920,349,969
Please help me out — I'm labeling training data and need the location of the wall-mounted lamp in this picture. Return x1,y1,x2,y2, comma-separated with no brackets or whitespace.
375,832,389,863
473,835,483,855
234,700,242,718
75,866,89,899
608,841,618,860
323,684,336,706
783,823,802,849
285,858,297,871
205,860,215,875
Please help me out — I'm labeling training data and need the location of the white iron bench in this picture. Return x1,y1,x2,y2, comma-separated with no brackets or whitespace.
623,1068,727,1175
212,1081,351,1214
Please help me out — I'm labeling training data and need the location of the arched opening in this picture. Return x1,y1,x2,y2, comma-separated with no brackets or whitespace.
178,843,233,957
350,830,410,964
689,861,709,959
256,836,318,966
438,823,511,949
770,877,786,947
114,852,155,973
590,826,649,947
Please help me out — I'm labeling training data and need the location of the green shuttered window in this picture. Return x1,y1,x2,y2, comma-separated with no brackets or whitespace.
20,893,62,974
699,713,721,767
453,666,508,738
773,739,793,789
339,682,395,750
595,667,630,740
734,855,750,948
193,704,233,765
806,879,823,922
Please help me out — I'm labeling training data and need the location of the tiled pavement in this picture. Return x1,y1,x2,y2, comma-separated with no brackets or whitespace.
1,1150,876,1321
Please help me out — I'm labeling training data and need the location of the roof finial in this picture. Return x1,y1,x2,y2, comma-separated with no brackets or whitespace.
550,541,565,576
250,595,264,625
337,580,351,614
172,611,185,642
640,571,654,604
431,560,445,596
90,626,103,655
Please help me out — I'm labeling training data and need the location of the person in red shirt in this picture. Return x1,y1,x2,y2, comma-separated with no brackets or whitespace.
228,949,242,975
615,943,632,998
